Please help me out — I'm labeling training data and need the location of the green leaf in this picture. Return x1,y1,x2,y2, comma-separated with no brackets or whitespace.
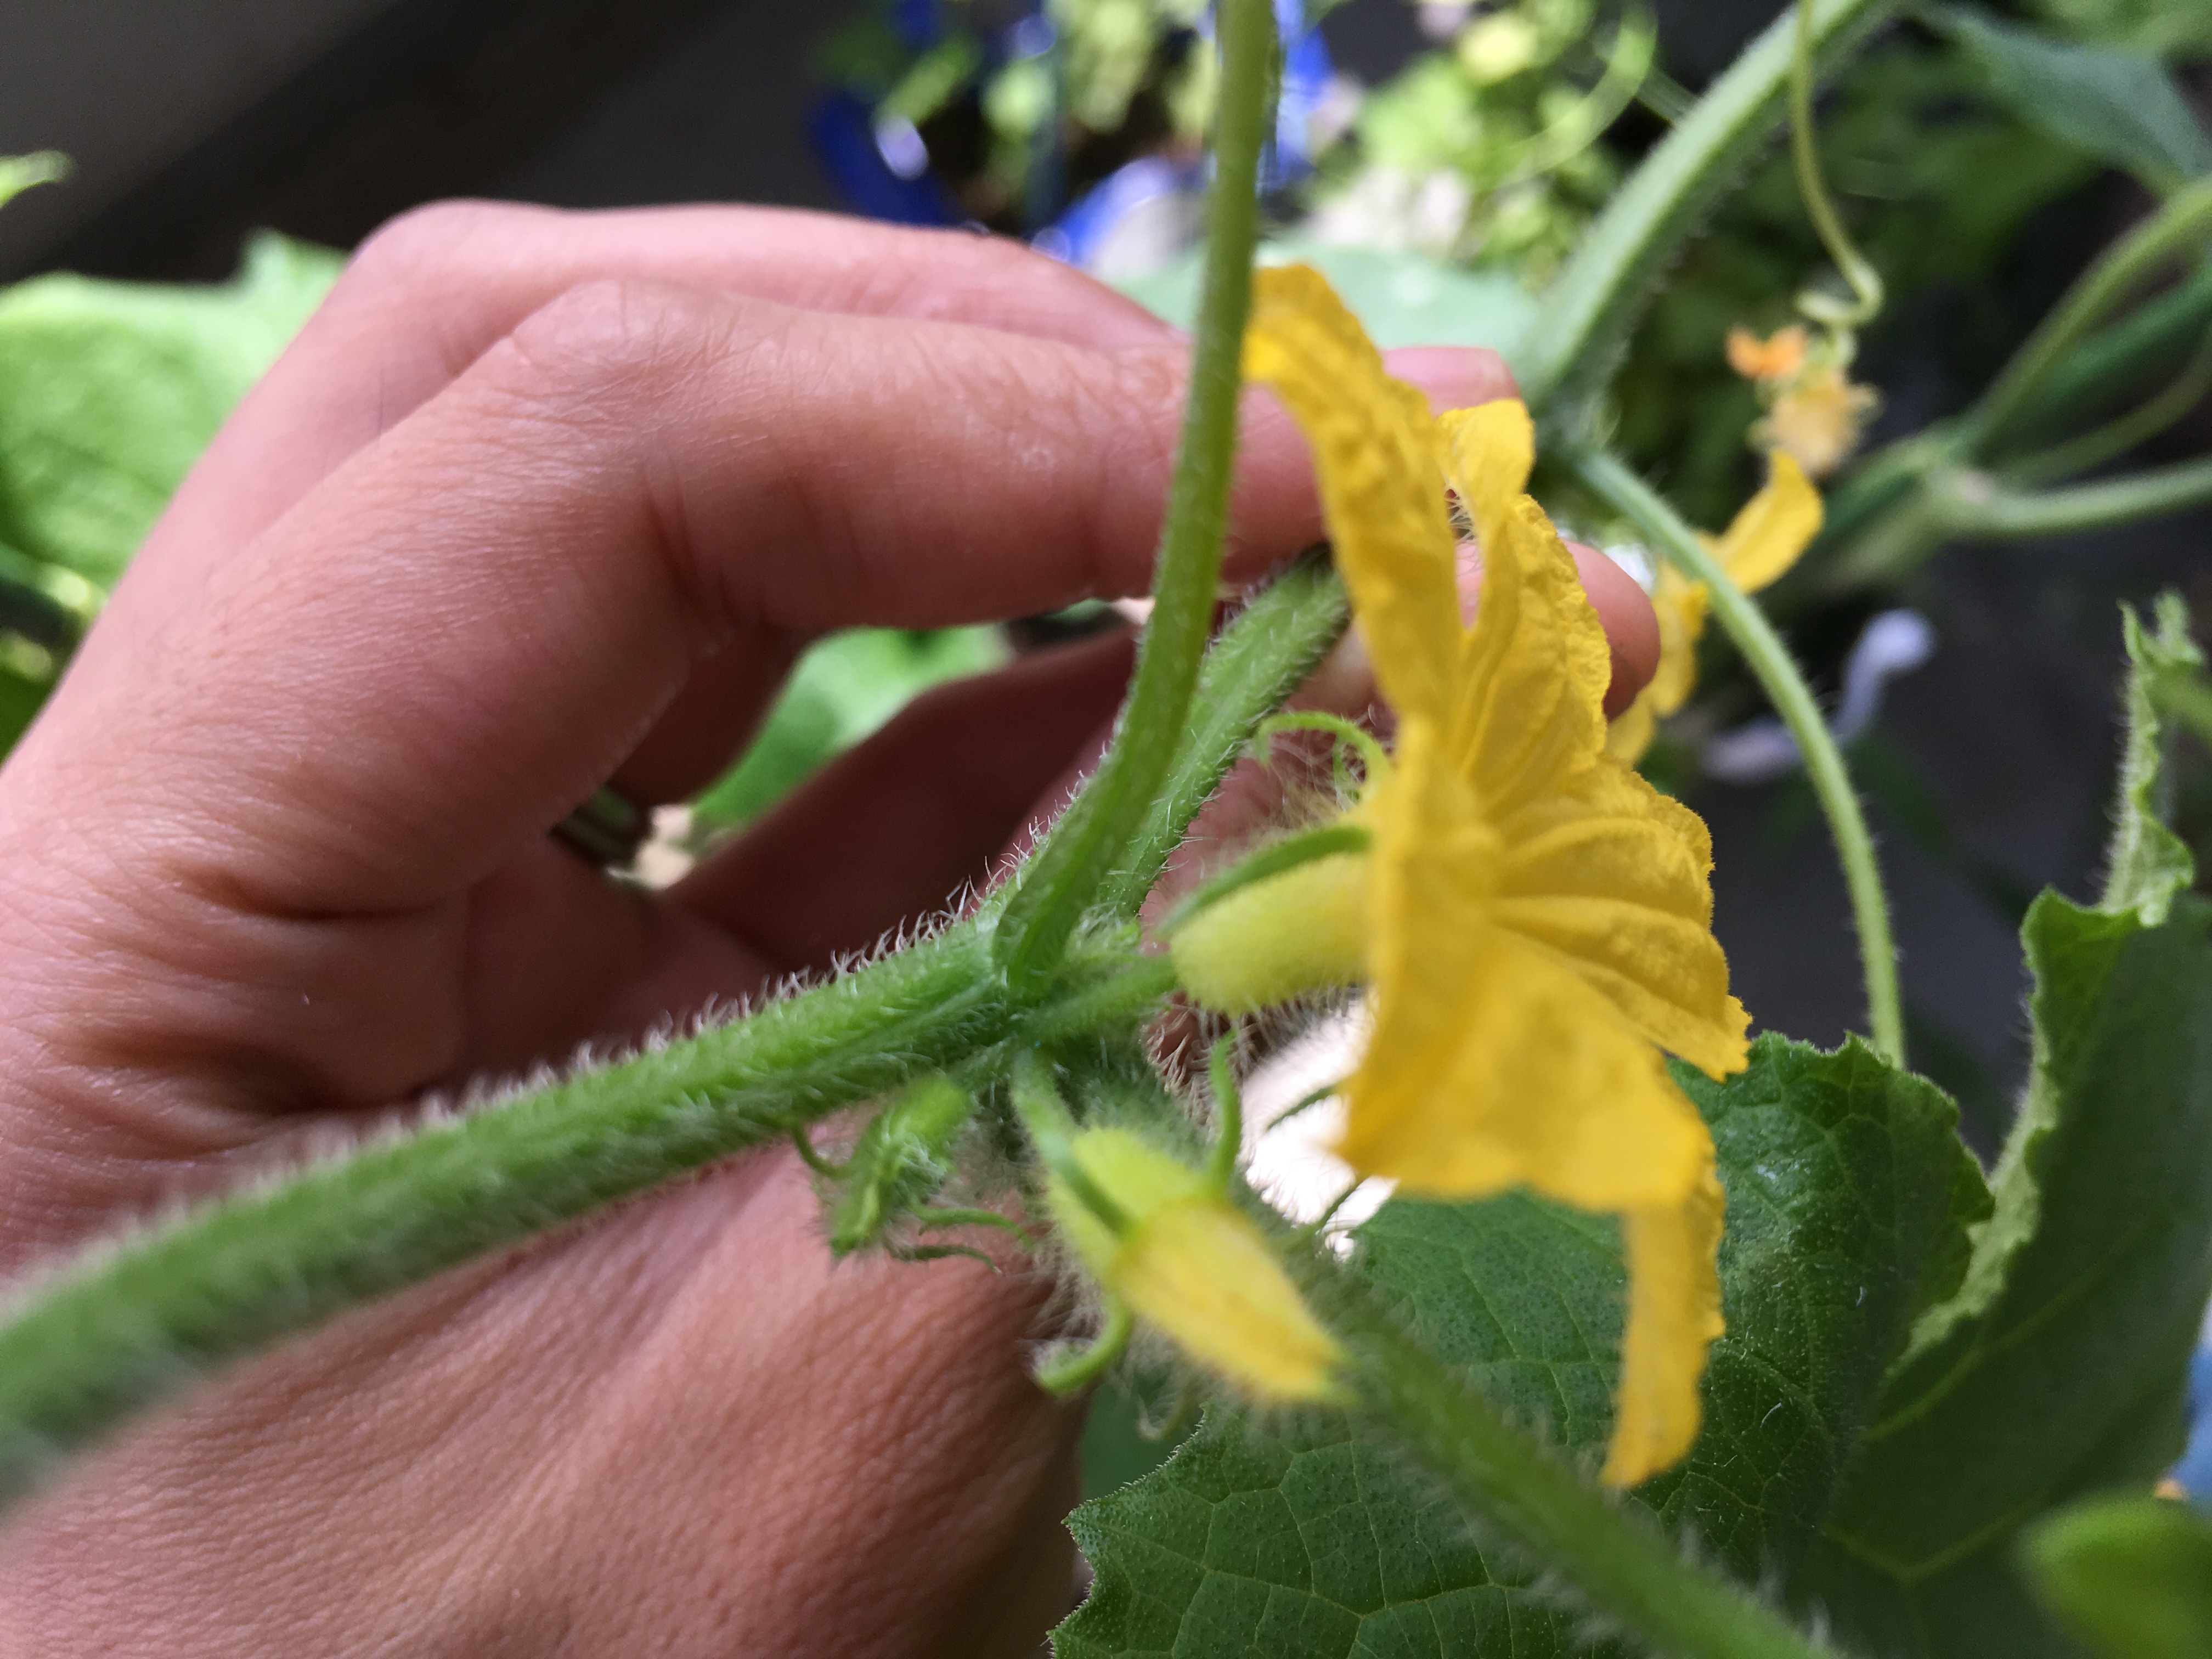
1056,1036,1984,1656
1930,6,2212,193
689,625,1009,830
2103,594,2202,925
1806,884,2212,1654
2022,1496,2212,1659
0,232,342,590
1118,240,1537,356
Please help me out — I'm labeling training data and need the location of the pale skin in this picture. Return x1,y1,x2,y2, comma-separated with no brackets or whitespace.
0,204,1657,1655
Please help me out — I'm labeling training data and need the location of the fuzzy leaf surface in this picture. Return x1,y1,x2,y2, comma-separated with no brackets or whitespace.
1801,602,2212,1657
1056,1036,1982,1657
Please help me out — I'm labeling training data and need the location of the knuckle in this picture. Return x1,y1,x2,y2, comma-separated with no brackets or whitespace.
486,278,734,422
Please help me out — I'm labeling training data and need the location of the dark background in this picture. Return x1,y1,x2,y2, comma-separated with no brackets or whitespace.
3,0,2206,1143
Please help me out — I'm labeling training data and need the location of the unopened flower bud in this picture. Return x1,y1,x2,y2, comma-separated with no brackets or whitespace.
1048,1130,1344,1403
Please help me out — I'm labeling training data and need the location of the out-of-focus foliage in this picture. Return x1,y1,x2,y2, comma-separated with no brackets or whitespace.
1301,0,1650,283
0,232,342,595
1614,34,2098,526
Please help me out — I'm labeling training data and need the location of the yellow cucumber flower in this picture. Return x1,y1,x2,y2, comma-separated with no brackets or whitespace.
1172,264,1749,1485
1606,452,1822,764
1047,1128,1345,1403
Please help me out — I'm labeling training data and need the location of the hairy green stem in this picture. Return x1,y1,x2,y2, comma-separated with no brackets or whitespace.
1094,552,1352,916
993,0,1276,994
1282,1229,1835,1659
1573,446,1905,1065
0,926,1011,1505
1515,0,1898,424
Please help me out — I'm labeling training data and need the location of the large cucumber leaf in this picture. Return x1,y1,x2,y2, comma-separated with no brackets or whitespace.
1930,6,2212,193
0,232,343,590
1802,598,2212,1657
1056,1034,1984,1657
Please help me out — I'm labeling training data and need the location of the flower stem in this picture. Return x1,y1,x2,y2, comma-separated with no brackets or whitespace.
1516,0,1898,425
2002,329,2212,488
1281,1226,1835,1659
1956,174,2212,458
1572,445,1905,1066
1934,455,2212,541
993,0,1277,996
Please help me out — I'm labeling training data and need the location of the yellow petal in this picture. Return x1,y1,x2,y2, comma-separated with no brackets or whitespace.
1712,451,1822,593
1244,265,1461,723
1437,399,1534,568
1602,1156,1726,1487
1118,1197,1345,1402
1493,763,1750,1079
1448,494,1613,816
1646,566,1708,715
1606,562,1706,763
1606,689,1660,765
1336,720,1710,1209
1169,851,1369,1015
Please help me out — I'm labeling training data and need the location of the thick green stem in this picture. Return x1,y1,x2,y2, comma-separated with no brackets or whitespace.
1096,552,1352,916
1573,446,1905,1066
992,0,1276,994
0,926,1015,1506
1515,0,1898,424
1282,1231,1835,1659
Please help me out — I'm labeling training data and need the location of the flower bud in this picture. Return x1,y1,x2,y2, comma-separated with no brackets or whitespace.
1048,1130,1344,1403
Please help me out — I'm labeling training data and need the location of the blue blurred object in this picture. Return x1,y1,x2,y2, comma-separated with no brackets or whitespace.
1036,0,1332,273
2176,1338,2212,1502
806,89,963,226
1034,154,1202,269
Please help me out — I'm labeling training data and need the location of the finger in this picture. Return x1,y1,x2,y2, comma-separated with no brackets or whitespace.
136,203,1179,589
612,340,1519,809
43,282,1510,913
674,631,1135,970
0,1153,1083,1655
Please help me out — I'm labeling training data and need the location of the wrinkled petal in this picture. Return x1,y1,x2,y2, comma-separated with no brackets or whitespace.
1604,1158,1727,1487
1714,451,1822,593
1605,691,1660,766
1447,495,1614,815
1493,764,1749,1078
1337,721,1710,1209
1119,1198,1346,1402
1244,265,1460,722
1438,399,1534,567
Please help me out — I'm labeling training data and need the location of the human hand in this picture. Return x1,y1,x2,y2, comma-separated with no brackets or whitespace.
0,203,1654,1655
